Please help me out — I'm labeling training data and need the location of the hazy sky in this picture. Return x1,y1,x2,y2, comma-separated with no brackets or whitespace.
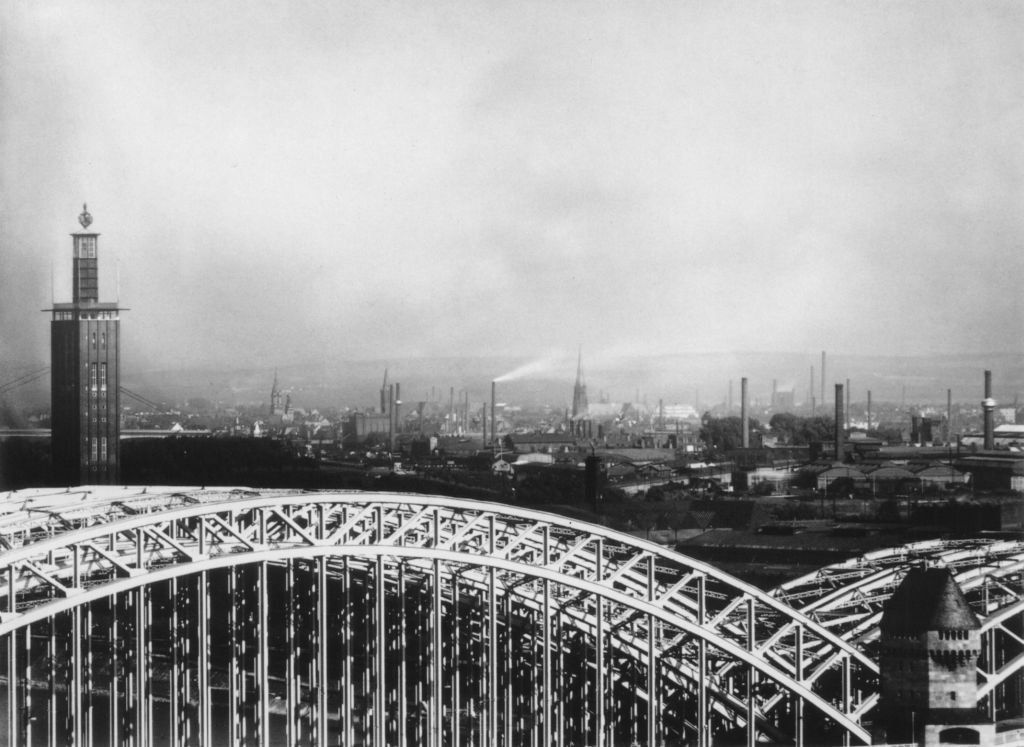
3,0,1022,375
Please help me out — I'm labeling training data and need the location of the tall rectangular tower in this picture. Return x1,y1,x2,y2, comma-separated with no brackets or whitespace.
48,205,123,485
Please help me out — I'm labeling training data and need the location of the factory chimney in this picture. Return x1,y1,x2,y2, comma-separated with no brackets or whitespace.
983,370,996,450
834,383,844,462
741,377,749,449
821,351,827,408
809,366,815,414
867,390,872,432
845,378,850,430
491,381,497,447
394,383,401,440
947,389,953,444
388,384,395,452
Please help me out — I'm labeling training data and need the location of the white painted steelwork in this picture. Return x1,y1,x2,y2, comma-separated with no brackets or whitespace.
772,537,1024,724
0,487,879,745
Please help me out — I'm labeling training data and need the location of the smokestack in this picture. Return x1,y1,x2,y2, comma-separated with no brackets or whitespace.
983,370,996,450
388,384,395,452
821,351,826,408
810,366,815,414
834,383,844,461
947,388,953,444
491,381,497,446
772,379,778,409
482,403,487,447
867,390,872,432
729,380,733,413
449,387,455,436
658,398,664,429
394,383,401,439
845,378,850,430
741,377,749,449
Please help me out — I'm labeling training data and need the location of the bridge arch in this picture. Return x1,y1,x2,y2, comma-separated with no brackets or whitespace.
771,537,1024,725
0,487,876,745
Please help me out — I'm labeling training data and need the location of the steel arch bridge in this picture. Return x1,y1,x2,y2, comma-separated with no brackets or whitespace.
771,536,1024,725
0,487,879,747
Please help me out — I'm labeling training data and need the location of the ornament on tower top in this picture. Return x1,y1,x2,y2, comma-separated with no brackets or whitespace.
78,204,93,229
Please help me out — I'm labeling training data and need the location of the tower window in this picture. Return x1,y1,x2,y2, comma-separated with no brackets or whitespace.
91,331,97,347
90,438,98,462
90,364,98,391
78,236,97,258
100,437,107,461
101,332,106,348
100,363,107,392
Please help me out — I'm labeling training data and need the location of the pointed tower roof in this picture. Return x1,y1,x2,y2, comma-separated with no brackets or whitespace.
880,566,980,635
571,346,588,419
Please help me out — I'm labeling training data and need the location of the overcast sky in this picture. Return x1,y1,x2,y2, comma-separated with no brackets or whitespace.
2,0,1022,376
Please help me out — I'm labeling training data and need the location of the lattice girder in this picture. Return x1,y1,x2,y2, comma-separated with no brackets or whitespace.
0,488,881,744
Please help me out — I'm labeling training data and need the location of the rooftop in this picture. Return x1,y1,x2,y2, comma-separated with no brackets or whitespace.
880,566,979,635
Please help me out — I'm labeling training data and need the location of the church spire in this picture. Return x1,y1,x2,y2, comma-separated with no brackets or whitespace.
571,346,588,421
270,370,284,415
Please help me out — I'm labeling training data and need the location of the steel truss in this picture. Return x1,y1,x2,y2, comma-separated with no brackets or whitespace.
0,487,877,745
772,537,1024,723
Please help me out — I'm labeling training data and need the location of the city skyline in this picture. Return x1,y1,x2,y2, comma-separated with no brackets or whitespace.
2,1,1022,379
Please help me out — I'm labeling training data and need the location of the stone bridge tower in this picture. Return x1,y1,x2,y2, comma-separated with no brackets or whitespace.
874,565,993,746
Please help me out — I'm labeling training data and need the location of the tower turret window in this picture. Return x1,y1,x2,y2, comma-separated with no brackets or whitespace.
77,236,96,258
